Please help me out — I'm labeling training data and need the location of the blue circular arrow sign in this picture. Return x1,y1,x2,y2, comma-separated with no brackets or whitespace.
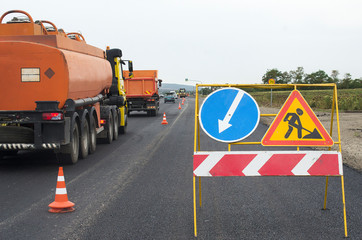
199,88,260,143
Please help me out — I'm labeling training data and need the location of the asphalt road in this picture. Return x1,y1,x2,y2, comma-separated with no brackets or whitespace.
0,97,361,240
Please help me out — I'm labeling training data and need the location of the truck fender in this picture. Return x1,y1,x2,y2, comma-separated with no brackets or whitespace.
99,106,114,143
56,111,80,164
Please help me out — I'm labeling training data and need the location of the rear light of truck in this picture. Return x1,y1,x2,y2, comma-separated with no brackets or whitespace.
100,119,106,125
42,113,63,121
147,99,155,101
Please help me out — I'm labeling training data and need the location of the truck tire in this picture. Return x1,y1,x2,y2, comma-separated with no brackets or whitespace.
106,110,114,144
150,109,157,116
89,115,97,154
79,111,90,159
154,104,159,116
57,116,79,164
112,108,119,141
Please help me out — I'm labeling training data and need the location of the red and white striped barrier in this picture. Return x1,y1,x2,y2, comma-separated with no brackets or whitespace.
193,151,343,177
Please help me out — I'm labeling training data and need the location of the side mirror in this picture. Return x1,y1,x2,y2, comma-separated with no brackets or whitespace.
128,61,133,78
128,60,133,72
158,79,162,87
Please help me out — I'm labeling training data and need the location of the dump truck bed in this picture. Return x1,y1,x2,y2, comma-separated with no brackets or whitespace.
123,70,158,98
124,77,157,98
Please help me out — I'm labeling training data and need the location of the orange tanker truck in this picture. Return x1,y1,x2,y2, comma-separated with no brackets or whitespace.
0,10,133,164
123,70,162,116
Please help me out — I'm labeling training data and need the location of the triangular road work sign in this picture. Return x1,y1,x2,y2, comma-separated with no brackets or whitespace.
262,90,334,146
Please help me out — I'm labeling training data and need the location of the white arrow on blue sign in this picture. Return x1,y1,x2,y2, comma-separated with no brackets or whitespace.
199,87,260,143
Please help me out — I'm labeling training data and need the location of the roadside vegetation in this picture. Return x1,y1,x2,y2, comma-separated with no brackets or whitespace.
250,88,362,111
256,67,362,111
198,67,362,111
199,87,362,111
261,67,362,89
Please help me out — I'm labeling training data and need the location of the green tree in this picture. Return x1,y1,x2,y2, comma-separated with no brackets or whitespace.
261,68,362,88
289,67,305,83
262,68,290,84
330,70,340,83
339,73,353,89
281,71,292,84
304,70,330,84
200,87,213,95
350,78,362,88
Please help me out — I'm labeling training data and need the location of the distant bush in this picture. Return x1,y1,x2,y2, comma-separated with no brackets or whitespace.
250,88,362,111
323,95,333,109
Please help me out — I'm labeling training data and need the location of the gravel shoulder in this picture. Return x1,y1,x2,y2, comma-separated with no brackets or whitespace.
260,106,362,172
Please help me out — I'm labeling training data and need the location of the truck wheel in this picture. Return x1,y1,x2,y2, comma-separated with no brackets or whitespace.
57,119,79,164
79,115,90,159
113,109,119,141
150,109,157,116
89,115,97,154
155,104,159,116
106,111,114,144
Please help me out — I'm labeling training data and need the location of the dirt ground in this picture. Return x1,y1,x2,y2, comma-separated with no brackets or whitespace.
259,107,362,172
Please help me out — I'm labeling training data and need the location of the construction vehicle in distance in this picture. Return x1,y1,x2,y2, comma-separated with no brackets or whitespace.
0,10,133,164
179,88,187,98
123,70,162,116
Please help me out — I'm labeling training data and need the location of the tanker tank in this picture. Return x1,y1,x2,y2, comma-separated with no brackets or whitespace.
0,10,113,111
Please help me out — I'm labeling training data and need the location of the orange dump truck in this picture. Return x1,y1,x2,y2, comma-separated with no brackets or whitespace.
123,70,162,116
0,10,133,164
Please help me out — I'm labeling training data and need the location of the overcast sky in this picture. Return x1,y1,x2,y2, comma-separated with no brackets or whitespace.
2,0,362,85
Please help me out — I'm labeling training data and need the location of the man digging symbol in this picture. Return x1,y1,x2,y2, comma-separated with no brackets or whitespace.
283,108,323,139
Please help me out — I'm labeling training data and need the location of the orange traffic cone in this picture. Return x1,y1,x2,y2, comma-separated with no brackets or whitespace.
178,102,181,109
161,112,168,125
182,99,184,105
49,167,75,213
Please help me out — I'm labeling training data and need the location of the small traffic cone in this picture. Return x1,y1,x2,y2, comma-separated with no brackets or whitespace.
48,167,75,213
161,112,168,125
178,102,181,109
182,99,185,105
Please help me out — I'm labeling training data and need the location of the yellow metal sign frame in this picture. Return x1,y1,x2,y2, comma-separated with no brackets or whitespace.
193,83,347,238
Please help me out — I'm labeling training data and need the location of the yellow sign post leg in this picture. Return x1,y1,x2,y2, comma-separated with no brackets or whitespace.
341,176,348,238
199,177,202,207
323,176,329,209
193,176,198,237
